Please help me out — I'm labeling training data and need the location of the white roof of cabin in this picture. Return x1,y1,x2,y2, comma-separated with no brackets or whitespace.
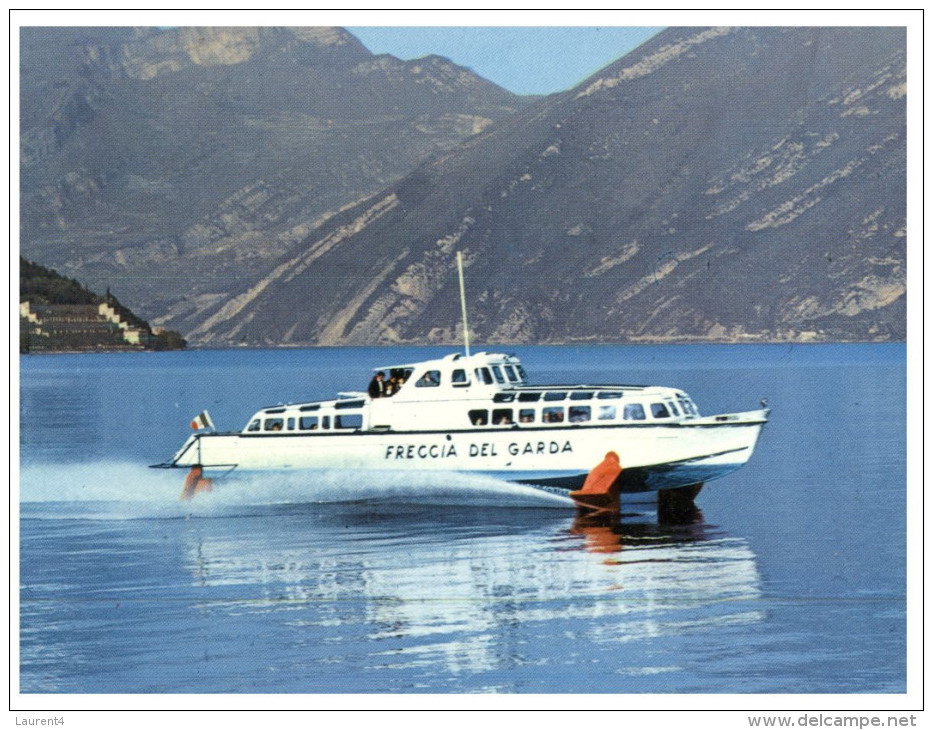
373,351,518,372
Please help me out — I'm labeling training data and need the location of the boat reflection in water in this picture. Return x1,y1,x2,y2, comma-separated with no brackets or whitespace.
570,503,705,555
179,501,763,689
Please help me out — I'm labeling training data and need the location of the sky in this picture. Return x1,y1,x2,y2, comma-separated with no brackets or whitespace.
346,27,663,96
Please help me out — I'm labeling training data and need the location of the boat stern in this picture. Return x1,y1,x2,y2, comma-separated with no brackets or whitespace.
149,433,202,469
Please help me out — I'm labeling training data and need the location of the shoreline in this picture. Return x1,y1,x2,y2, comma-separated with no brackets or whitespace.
17,339,906,355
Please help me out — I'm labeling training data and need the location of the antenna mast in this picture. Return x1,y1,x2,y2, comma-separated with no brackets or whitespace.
456,251,471,357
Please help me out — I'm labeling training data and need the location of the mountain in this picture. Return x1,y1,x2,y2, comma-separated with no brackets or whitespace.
21,27,906,346
19,26,527,330
170,26,904,346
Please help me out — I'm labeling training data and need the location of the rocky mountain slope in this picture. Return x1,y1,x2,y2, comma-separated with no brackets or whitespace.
22,26,906,345
20,26,526,328
166,26,905,346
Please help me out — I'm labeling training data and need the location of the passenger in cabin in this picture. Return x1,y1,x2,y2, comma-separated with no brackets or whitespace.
385,375,401,396
416,370,440,387
543,408,564,423
494,412,512,425
368,371,386,399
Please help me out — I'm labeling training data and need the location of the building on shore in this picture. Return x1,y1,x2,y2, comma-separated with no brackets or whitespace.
20,301,151,352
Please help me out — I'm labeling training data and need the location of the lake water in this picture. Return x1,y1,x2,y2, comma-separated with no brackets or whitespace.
17,344,907,695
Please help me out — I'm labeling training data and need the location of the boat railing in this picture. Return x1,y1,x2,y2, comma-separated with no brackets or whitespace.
501,384,648,392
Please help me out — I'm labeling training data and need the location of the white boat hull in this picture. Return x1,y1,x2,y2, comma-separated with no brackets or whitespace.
162,408,768,495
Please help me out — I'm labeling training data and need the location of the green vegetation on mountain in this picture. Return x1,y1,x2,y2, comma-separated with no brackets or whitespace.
20,256,98,305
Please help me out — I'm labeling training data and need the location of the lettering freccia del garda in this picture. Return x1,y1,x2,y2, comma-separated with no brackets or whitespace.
384,440,573,460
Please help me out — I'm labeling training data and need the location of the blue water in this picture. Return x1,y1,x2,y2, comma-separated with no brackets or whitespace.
18,344,907,693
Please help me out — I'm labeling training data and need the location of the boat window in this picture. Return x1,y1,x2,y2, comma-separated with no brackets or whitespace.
623,403,646,421
415,370,441,388
598,405,617,421
518,392,541,402
651,403,671,419
474,367,494,385
569,405,591,422
492,408,513,426
680,398,699,417
570,391,593,401
491,366,505,384
519,408,536,423
503,365,519,383
264,418,284,432
516,365,528,382
542,406,565,423
287,418,295,431
321,416,330,430
299,416,319,430
335,399,364,410
469,409,489,426
300,404,320,412
247,419,260,432
335,413,362,429
388,368,414,391
451,369,469,386
544,391,567,401
666,400,680,416
597,391,622,400
493,393,515,403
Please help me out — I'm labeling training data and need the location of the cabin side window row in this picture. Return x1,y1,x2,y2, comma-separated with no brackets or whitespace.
247,412,363,432
467,397,696,426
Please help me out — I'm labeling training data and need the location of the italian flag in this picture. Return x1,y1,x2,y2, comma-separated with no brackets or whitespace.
190,410,215,431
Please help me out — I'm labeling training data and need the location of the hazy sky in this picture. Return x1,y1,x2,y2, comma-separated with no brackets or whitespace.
347,27,663,96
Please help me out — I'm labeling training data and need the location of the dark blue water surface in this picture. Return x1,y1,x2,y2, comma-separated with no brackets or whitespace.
18,344,907,693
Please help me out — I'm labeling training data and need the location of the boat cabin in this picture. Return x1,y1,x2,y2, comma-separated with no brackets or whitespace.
240,352,700,435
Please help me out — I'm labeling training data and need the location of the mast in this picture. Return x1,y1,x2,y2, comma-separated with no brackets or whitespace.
456,251,471,357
